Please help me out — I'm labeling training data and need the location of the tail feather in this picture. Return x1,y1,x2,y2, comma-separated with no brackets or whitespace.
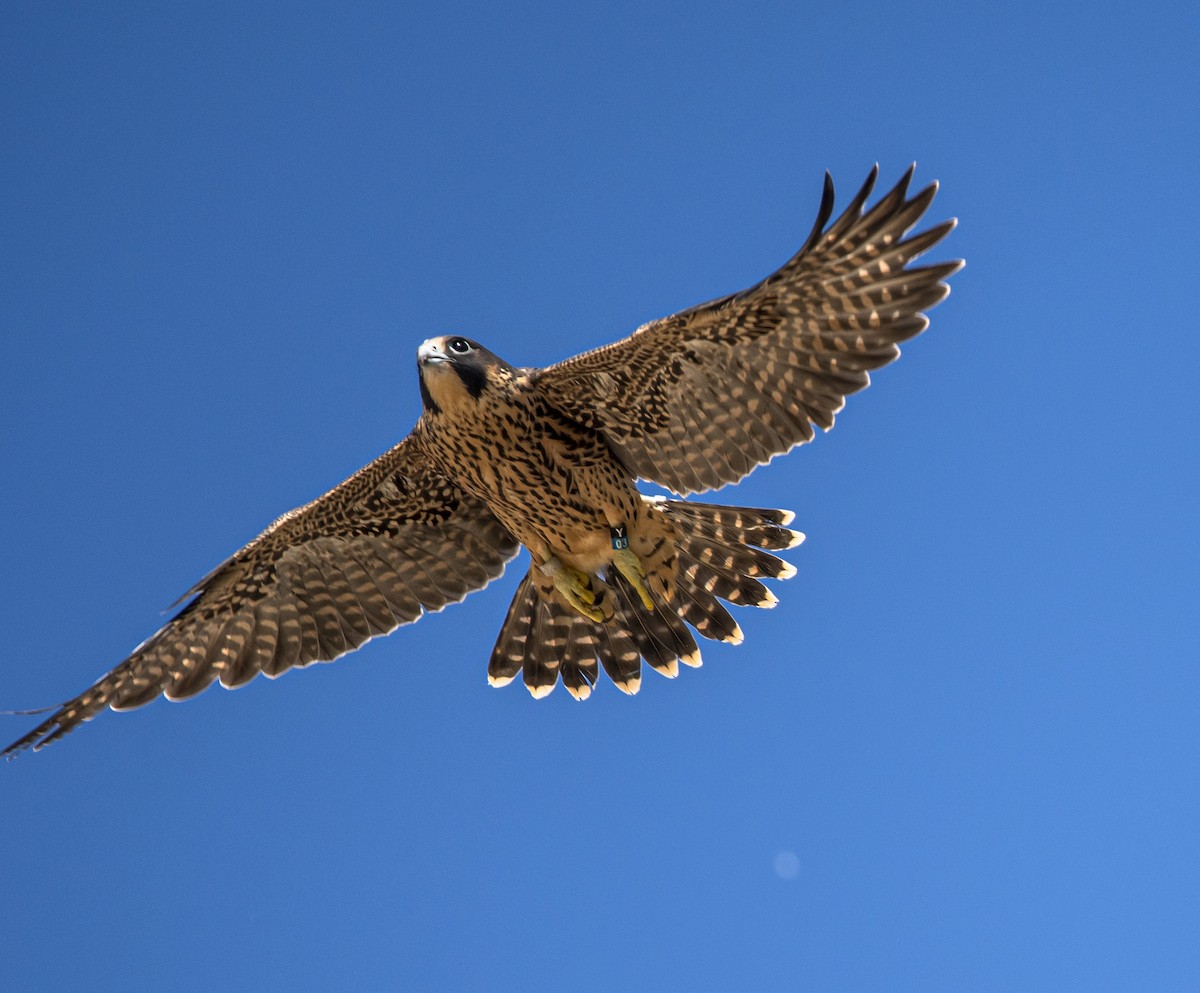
520,599,559,698
489,498,801,699
609,570,699,679
661,500,804,552
559,616,600,700
673,581,742,644
678,557,776,609
488,573,537,688
594,620,643,695
682,534,797,580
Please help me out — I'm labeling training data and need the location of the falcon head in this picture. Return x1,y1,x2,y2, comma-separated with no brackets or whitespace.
417,335,513,414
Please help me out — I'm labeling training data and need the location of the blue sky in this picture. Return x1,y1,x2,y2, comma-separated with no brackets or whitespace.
2,2,1197,990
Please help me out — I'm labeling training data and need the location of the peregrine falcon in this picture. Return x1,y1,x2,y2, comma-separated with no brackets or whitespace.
4,165,961,757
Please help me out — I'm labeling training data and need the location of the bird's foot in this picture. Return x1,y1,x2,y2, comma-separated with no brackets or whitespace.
540,557,604,623
612,547,655,612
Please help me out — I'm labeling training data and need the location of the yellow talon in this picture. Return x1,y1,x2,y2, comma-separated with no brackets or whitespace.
575,602,605,623
574,577,596,606
613,547,655,611
542,558,604,622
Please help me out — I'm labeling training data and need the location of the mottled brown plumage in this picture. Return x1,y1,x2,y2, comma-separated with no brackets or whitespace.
4,165,960,756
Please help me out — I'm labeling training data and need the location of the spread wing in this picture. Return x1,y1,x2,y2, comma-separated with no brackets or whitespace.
4,434,519,756
534,166,962,495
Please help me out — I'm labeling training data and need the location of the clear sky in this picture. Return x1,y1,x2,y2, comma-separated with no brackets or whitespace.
2,2,1197,991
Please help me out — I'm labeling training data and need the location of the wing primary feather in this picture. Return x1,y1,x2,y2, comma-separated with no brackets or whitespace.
818,164,882,245
798,170,838,255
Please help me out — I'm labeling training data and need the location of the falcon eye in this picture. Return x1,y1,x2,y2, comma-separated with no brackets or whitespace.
446,337,473,355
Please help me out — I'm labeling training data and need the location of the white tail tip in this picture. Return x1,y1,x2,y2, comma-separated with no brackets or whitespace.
526,682,556,700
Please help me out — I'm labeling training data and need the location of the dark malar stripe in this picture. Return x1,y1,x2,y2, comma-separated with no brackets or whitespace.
454,361,489,400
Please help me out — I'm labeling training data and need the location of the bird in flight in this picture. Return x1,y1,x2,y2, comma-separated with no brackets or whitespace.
4,165,961,757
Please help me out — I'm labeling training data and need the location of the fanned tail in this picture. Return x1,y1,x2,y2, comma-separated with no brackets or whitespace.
487,500,803,698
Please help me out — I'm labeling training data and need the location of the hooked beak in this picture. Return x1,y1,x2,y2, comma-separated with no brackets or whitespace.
418,339,449,367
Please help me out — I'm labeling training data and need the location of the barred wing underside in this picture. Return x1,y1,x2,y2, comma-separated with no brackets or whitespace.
535,166,962,495
4,436,518,756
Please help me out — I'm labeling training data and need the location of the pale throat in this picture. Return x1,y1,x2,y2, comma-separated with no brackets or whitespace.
422,365,479,417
